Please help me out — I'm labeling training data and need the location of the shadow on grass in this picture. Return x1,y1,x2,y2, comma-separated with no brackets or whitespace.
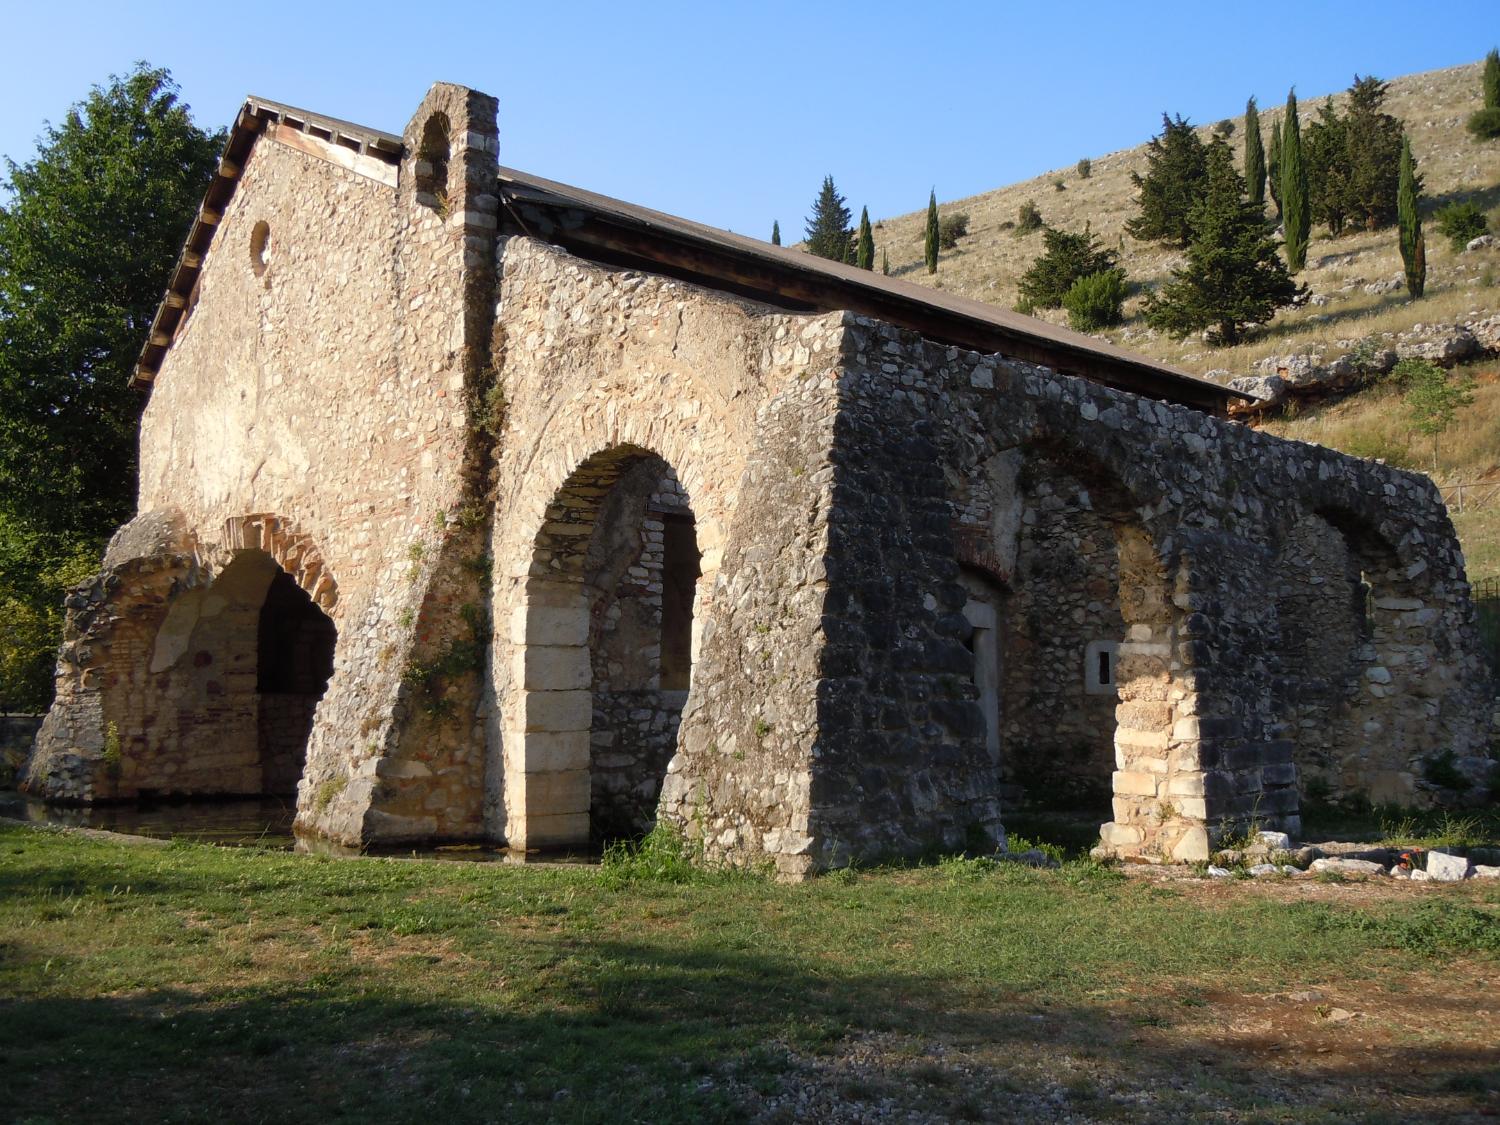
3,934,1497,1124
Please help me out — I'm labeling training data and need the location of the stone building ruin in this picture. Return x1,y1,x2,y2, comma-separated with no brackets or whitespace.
21,84,1495,876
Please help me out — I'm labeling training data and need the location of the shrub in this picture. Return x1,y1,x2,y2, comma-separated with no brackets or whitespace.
1214,119,1235,137
1015,201,1043,235
1467,106,1500,141
1076,157,1092,179
938,212,969,249
1052,178,1067,192
1063,268,1128,330
1434,201,1490,251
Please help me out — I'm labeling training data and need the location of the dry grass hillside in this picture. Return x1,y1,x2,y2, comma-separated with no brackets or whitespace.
871,59,1500,380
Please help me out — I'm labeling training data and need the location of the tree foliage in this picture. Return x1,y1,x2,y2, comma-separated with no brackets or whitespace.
1268,118,1284,218
1435,200,1489,251
0,63,223,543
1244,97,1266,207
1343,76,1405,232
804,176,852,262
1125,114,1208,247
771,219,781,246
924,189,939,274
1469,51,1500,140
855,207,874,270
1398,358,1474,470
1280,91,1310,272
1015,201,1043,236
1305,97,1352,236
0,64,222,708
938,212,969,249
1015,224,1119,313
1063,269,1128,331
1143,139,1303,346
1397,134,1425,299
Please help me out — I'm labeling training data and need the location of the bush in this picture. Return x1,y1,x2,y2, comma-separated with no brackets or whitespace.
1015,201,1043,235
1435,200,1490,251
938,212,969,249
1467,106,1500,140
1076,157,1092,179
1063,268,1129,330
1214,118,1235,137
1052,178,1067,192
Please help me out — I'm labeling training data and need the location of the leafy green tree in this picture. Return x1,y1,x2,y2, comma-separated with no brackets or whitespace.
1125,113,1208,246
1280,91,1310,271
771,220,781,246
1344,75,1404,232
0,65,222,708
1397,358,1474,470
1467,48,1500,139
1015,224,1119,312
1143,139,1303,346
1435,200,1489,251
0,64,222,544
804,176,852,261
1062,269,1128,331
1268,118,1284,218
1397,134,1425,299
1244,97,1266,207
855,207,874,270
1305,97,1352,237
924,189,939,274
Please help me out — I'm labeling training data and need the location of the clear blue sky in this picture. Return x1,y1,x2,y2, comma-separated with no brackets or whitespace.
2,1,1493,237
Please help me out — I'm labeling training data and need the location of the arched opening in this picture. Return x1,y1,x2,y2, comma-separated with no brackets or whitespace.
516,446,700,847
997,450,1133,826
1278,509,1433,808
414,112,451,211
256,569,336,793
128,549,335,799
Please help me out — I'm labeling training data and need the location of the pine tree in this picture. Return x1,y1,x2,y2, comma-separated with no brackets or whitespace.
1344,76,1404,231
856,206,874,270
1015,224,1119,312
1268,118,1284,219
1244,97,1266,207
1125,114,1209,246
803,176,852,262
1281,91,1310,272
924,189,939,274
1305,98,1351,236
771,220,781,246
1398,134,1425,299
1143,139,1304,346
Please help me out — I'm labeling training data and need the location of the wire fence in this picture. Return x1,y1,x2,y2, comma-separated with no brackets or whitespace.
1475,576,1500,679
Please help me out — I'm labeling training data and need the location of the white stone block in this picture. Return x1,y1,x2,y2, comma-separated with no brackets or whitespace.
1112,770,1159,797
516,729,588,772
511,604,588,646
514,644,590,690
1256,830,1292,850
1426,851,1472,881
522,689,591,732
1171,826,1210,862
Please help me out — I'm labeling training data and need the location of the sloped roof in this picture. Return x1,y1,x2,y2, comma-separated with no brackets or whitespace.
135,95,1243,412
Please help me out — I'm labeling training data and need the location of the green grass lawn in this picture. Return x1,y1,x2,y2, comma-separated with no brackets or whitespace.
2,824,1498,1123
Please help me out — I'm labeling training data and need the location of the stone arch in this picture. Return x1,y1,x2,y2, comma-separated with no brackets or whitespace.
508,444,703,849
218,513,338,614
413,112,451,209
1277,504,1437,807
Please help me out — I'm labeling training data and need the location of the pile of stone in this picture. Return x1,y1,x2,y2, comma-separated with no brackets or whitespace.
1201,832,1500,880
1223,312,1500,415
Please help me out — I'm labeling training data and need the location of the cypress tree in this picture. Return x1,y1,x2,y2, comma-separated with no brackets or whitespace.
1398,134,1425,299
881,248,889,275
1125,113,1209,246
1268,118,1283,218
1486,47,1500,109
1305,97,1351,236
803,176,852,262
771,220,781,246
924,189,939,273
1244,97,1266,207
1281,91,1310,271
856,206,874,270
1143,139,1303,346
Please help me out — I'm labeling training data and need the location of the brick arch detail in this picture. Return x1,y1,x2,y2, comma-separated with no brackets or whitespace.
215,513,339,614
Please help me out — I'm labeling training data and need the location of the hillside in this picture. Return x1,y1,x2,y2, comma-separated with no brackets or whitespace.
870,59,1500,381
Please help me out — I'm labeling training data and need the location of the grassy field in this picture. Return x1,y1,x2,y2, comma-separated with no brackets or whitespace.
3,824,1499,1123
866,59,1500,383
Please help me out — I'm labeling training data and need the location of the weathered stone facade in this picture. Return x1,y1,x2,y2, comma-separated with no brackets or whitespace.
20,84,1495,874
